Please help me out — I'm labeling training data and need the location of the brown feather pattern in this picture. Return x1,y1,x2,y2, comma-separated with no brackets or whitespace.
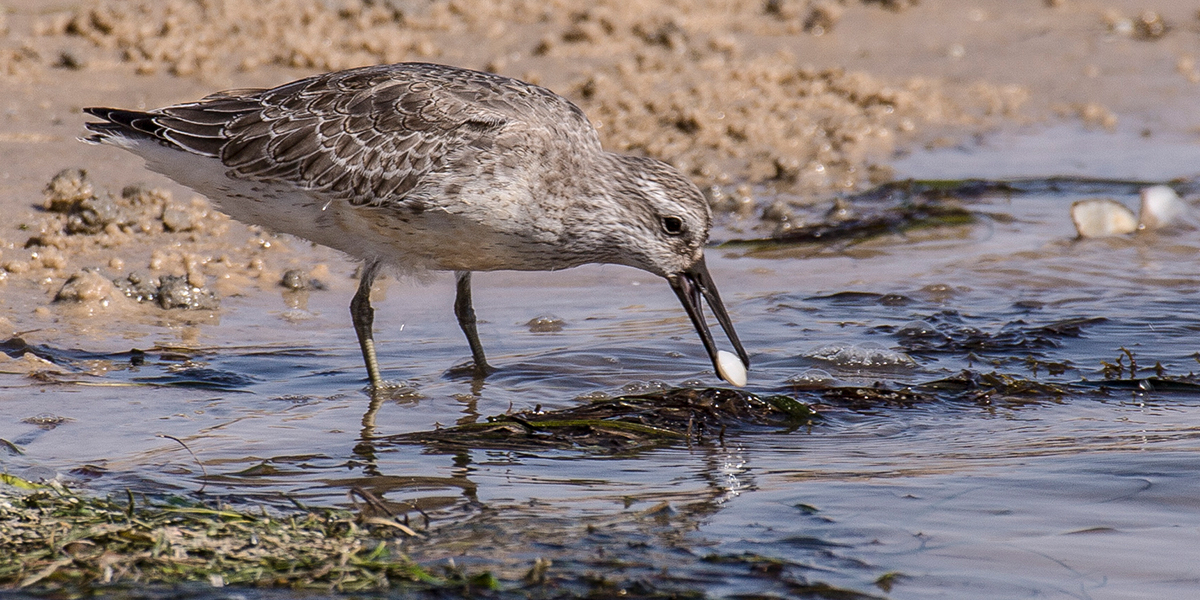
86,62,600,207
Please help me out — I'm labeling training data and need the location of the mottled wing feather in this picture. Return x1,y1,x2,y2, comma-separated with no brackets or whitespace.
213,66,523,205
150,95,268,157
89,63,601,206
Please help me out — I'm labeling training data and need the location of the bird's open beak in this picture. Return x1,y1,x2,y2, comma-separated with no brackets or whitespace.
668,256,750,385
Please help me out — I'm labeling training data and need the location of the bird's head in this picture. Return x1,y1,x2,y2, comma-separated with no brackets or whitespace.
594,155,750,386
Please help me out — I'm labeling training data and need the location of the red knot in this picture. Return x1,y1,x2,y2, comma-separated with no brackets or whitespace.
82,62,749,390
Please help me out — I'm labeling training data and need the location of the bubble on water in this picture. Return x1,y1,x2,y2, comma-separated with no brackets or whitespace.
895,320,950,342
372,380,422,401
575,390,610,402
621,380,671,394
785,368,835,388
804,341,917,369
917,283,959,302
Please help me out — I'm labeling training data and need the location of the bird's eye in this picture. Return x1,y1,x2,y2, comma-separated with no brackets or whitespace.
661,216,685,236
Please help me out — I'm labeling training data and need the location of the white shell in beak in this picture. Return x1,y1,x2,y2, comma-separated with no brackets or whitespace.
717,350,748,387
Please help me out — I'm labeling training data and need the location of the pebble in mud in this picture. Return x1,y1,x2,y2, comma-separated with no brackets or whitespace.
53,268,124,306
64,195,134,235
764,0,843,35
7,170,309,327
280,269,306,290
27,170,221,251
1133,11,1169,40
155,275,220,310
160,205,195,232
43,168,94,211
110,271,220,310
279,269,326,291
112,271,159,302
803,2,844,35
526,315,566,333
21,413,72,429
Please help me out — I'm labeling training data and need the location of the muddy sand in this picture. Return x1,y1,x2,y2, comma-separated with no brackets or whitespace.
0,0,1198,359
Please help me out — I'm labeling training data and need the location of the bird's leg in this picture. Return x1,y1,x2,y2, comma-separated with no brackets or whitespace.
350,260,384,390
454,271,492,376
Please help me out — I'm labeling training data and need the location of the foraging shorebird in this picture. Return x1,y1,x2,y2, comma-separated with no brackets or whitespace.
82,62,749,389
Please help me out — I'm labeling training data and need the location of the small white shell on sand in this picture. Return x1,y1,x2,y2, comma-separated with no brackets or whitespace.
716,350,748,387
1138,185,1188,230
1070,198,1137,238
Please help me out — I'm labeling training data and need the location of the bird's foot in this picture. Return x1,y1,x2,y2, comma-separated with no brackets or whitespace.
444,359,496,379
366,379,422,401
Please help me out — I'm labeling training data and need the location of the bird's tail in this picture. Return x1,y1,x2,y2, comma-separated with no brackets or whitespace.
81,107,159,146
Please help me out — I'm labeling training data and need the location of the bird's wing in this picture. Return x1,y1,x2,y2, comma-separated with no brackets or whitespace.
95,65,535,206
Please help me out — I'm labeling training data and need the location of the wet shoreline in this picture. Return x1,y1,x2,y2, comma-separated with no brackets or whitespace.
4,1,1200,597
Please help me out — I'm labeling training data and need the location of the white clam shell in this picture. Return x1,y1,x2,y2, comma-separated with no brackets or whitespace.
1070,198,1137,238
716,350,748,387
1138,185,1187,231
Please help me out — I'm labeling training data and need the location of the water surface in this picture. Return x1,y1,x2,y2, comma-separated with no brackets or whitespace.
3,125,1200,598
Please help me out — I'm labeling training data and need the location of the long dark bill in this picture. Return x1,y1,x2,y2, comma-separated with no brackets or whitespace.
668,256,750,383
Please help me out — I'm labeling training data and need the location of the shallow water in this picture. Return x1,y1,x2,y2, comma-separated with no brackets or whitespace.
4,126,1200,598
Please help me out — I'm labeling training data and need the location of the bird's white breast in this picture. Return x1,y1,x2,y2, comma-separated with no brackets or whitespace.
132,137,576,273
